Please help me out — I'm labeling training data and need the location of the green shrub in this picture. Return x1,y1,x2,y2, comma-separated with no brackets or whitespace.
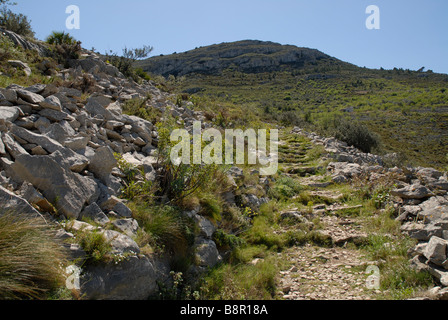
114,152,158,203
331,117,380,153
0,7,35,38
104,45,153,82
121,96,162,124
46,31,77,45
201,255,278,300
199,193,223,223
46,31,82,67
76,229,112,264
213,229,246,250
132,203,193,254
269,176,302,199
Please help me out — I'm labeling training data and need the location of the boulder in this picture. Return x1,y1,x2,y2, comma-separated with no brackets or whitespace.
0,88,18,103
80,255,169,300
1,132,28,158
193,238,222,269
99,195,132,218
101,230,139,255
185,209,216,239
10,153,98,219
8,60,31,77
39,95,62,111
38,108,70,122
424,236,448,267
0,106,20,122
79,202,109,226
87,146,117,182
111,219,139,237
0,185,44,220
10,125,89,172
16,89,44,104
391,184,434,200
18,181,55,214
43,121,76,144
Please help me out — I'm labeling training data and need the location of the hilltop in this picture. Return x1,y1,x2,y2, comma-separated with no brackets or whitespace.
139,40,448,169
137,40,352,77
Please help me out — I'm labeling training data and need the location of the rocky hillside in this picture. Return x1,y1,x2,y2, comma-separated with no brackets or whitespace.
137,40,346,76
1,29,448,301
0,30,220,299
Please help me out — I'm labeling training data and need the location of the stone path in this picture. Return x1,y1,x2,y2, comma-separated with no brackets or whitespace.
275,131,381,300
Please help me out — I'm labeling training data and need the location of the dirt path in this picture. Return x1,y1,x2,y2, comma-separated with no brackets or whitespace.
278,245,379,300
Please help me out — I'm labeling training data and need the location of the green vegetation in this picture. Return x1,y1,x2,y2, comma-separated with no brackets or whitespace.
45,31,82,67
140,41,448,169
0,12,442,300
0,5,35,38
104,45,153,82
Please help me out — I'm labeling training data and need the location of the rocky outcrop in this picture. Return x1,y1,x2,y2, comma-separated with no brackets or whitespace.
0,27,48,56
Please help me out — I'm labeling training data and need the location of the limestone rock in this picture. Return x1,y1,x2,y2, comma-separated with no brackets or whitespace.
87,146,117,182
0,185,44,220
101,230,139,255
16,89,44,104
10,153,98,219
80,255,169,300
193,238,222,269
391,184,434,200
8,60,31,77
424,236,448,267
111,218,139,237
39,95,62,111
0,106,20,122
80,202,109,225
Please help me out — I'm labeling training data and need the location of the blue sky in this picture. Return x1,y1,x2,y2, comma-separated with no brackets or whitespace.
13,0,448,74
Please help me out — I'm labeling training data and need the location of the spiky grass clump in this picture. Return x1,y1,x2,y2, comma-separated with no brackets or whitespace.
0,212,68,299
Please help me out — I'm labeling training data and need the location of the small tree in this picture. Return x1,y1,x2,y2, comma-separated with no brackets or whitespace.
105,45,153,81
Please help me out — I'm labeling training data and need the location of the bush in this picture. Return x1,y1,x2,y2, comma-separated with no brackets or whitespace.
330,116,380,153
132,203,193,254
46,31,82,67
0,7,35,38
105,45,153,82
46,31,77,45
269,176,302,199
0,212,68,299
76,229,112,264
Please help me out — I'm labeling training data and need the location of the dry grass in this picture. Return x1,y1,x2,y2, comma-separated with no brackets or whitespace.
0,211,69,299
